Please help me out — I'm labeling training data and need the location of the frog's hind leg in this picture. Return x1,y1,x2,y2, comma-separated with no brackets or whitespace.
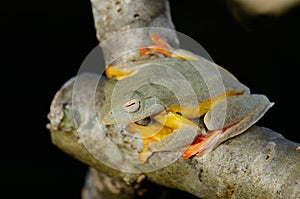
167,91,245,119
204,94,273,131
183,94,273,159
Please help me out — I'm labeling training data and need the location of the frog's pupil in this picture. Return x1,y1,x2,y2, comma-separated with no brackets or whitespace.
125,102,135,107
123,99,140,112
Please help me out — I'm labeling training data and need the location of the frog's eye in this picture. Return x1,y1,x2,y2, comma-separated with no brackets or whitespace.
135,117,152,126
123,98,140,112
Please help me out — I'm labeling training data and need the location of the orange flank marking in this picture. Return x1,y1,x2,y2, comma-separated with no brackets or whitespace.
139,46,151,55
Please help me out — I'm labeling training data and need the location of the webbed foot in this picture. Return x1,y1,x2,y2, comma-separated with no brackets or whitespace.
182,129,224,159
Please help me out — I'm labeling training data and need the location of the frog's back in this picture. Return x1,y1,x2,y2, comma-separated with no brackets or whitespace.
137,58,250,104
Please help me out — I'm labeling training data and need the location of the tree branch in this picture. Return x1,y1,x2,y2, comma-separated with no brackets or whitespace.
47,0,300,198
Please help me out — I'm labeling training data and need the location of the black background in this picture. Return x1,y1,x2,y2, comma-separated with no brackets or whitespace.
1,1,300,198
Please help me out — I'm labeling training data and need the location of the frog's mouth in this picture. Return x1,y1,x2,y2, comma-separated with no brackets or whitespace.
101,109,156,125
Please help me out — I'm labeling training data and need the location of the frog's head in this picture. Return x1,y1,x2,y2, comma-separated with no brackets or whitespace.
101,88,165,125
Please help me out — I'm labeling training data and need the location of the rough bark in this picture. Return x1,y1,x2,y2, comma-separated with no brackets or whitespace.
47,0,300,198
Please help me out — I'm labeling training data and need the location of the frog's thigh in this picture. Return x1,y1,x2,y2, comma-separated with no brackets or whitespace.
168,91,244,119
204,94,273,130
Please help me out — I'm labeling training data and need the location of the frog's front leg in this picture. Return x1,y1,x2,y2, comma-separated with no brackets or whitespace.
128,110,202,163
127,121,172,139
153,110,201,130
127,121,173,163
183,94,274,159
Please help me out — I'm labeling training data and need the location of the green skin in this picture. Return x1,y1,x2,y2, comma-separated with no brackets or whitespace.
101,57,273,157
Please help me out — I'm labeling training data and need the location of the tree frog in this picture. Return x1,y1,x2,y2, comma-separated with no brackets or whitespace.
101,35,273,163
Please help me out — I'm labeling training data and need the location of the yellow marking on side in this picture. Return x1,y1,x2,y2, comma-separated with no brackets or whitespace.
153,111,201,130
168,91,245,119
